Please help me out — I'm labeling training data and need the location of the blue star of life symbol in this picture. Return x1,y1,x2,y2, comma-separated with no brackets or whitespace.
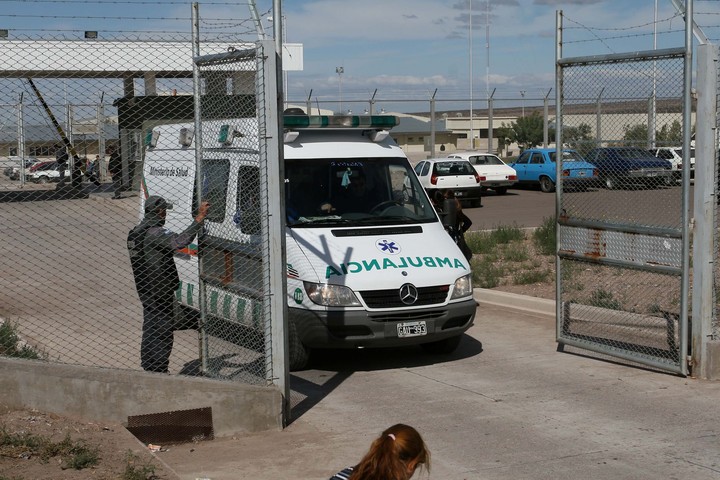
377,239,400,254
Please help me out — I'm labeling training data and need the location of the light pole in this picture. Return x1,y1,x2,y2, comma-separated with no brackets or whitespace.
336,66,344,113
520,90,526,117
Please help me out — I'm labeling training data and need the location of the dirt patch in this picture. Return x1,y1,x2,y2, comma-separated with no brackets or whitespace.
0,406,176,480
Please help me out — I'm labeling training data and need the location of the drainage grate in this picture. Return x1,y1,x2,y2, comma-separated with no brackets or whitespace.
127,407,214,445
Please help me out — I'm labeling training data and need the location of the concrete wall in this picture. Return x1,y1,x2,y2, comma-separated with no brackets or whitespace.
0,357,283,437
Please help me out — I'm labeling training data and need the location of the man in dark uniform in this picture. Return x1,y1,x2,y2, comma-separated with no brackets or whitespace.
108,147,123,199
127,195,210,373
55,144,68,182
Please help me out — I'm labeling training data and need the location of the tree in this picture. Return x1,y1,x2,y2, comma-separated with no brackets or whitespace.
563,123,594,156
506,112,552,150
495,125,515,157
656,120,682,145
621,123,648,147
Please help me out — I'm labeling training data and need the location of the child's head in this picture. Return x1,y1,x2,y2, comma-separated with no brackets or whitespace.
352,424,430,480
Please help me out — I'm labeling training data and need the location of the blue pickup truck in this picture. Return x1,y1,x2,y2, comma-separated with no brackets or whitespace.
584,147,673,190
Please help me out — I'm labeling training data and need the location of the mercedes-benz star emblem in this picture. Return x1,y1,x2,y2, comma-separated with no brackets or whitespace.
399,283,419,305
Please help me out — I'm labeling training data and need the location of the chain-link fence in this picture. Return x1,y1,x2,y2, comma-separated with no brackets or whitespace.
556,26,690,373
0,2,287,390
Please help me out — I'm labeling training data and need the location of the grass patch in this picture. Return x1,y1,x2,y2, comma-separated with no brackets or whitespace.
532,216,556,256
502,244,530,263
489,224,525,244
587,289,623,310
0,321,44,360
513,269,552,285
464,231,498,255
122,451,158,480
471,256,505,288
0,427,99,471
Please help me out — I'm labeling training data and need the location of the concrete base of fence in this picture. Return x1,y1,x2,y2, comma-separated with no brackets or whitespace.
0,357,283,437
705,340,720,380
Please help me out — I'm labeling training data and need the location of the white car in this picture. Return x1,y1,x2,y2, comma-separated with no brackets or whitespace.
413,158,483,207
652,147,695,180
446,152,517,195
27,161,70,183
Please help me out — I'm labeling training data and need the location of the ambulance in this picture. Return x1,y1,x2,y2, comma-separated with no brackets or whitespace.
141,111,477,370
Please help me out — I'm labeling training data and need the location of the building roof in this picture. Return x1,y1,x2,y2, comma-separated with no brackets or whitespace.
392,116,450,134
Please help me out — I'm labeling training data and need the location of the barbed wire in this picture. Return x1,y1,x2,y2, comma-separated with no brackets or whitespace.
563,11,683,32
0,0,255,4
563,29,685,45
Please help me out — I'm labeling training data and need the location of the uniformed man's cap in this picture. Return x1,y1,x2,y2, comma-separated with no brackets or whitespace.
145,195,172,213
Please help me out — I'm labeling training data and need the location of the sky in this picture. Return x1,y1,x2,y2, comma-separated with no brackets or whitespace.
1,0,720,113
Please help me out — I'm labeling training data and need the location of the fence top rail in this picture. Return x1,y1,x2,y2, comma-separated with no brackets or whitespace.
558,47,686,67
194,46,258,68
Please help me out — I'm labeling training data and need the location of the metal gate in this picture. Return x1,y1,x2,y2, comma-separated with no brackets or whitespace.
555,12,692,375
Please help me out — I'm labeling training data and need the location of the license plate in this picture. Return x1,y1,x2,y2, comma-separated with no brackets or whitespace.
455,191,464,197
397,321,427,338
646,172,657,177
578,172,585,176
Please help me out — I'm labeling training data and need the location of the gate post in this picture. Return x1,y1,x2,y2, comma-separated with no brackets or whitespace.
692,43,720,379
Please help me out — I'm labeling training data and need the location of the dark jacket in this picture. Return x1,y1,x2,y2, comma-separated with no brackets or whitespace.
128,211,203,304
108,151,122,175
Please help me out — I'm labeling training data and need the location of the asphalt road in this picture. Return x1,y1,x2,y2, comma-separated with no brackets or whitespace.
462,182,689,231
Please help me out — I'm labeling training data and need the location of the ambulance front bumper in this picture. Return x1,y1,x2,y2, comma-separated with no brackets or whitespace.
290,298,477,349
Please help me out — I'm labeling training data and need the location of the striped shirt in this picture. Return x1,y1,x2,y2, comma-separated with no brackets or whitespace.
329,466,354,479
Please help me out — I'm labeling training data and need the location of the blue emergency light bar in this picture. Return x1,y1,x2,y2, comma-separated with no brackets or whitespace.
283,115,399,129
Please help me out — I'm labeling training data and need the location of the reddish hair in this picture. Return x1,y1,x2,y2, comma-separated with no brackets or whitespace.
350,424,430,480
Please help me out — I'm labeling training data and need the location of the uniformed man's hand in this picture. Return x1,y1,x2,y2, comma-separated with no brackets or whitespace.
196,201,211,222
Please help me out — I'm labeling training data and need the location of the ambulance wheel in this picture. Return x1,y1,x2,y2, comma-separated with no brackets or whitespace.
288,319,310,371
420,335,462,354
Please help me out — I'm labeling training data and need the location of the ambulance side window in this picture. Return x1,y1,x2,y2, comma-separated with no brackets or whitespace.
194,159,230,222
236,165,261,235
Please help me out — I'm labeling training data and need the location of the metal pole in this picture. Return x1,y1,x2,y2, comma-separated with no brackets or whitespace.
679,0,693,376
17,93,25,187
96,93,106,182
488,88,495,154
554,9,564,343
596,87,604,146
306,89,312,115
370,89,377,117
430,89,437,157
543,88,551,148
260,37,290,423
469,0,473,150
191,2,210,376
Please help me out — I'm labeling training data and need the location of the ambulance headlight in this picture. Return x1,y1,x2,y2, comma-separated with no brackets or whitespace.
304,282,361,307
450,274,473,299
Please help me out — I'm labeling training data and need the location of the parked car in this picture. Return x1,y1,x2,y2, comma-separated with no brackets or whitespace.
651,146,695,181
27,161,70,183
584,147,674,189
445,152,517,195
3,156,39,178
508,148,597,193
413,158,483,207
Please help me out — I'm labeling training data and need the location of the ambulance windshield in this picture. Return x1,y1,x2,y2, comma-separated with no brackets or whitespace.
285,157,437,227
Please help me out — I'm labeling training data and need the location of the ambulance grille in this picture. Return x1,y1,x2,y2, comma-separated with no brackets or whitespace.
360,285,450,308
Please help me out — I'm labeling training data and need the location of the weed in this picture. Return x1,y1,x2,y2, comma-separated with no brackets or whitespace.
513,269,552,285
532,216,556,256
588,289,622,310
122,451,158,480
472,256,505,288
0,428,98,471
489,224,525,244
0,321,43,360
464,231,497,255
503,244,530,263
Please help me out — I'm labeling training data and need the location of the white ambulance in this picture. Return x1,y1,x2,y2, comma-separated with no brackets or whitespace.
141,112,476,370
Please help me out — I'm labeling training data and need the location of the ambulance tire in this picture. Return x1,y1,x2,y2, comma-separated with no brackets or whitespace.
420,335,462,354
288,318,310,371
